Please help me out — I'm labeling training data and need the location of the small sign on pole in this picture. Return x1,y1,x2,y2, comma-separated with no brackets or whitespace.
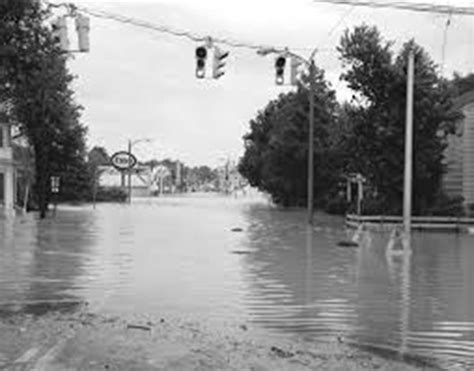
51,176,60,194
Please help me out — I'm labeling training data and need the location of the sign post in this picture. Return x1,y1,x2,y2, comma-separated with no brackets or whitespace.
50,176,60,217
110,151,137,203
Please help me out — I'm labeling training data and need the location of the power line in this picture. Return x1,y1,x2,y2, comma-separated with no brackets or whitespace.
440,13,452,74
313,0,474,16
43,1,334,55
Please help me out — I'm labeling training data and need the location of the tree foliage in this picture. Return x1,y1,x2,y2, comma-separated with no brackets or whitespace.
337,24,460,214
239,68,340,207
1,0,87,216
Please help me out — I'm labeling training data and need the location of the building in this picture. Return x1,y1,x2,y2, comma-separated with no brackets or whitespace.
442,90,474,209
0,106,16,216
98,165,156,197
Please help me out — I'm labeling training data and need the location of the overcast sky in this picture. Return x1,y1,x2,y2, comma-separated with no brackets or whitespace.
50,0,474,167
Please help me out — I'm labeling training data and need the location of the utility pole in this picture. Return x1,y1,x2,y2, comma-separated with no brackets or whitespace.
307,59,316,224
257,47,318,224
403,50,415,240
128,139,132,204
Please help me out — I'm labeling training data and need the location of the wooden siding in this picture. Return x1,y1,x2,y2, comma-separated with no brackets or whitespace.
442,93,474,205
443,128,463,197
463,102,474,204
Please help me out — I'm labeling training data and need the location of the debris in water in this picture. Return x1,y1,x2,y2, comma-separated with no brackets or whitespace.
231,250,251,255
231,227,243,232
270,346,294,358
126,324,151,331
337,240,359,247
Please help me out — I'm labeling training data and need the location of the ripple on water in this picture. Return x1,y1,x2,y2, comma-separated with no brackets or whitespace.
1,199,474,369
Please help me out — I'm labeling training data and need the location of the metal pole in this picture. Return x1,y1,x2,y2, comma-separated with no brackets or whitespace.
307,59,315,224
403,50,415,237
128,139,132,204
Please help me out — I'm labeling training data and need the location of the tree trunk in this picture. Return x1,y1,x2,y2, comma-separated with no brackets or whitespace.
34,144,50,219
23,182,29,213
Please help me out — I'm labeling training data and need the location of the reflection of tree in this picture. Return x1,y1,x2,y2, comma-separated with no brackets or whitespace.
239,206,474,367
23,209,98,313
0,215,37,306
239,206,358,336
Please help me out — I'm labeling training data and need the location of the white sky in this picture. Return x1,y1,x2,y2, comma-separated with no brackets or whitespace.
51,0,474,167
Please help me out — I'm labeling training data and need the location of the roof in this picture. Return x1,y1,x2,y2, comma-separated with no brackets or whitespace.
454,90,474,110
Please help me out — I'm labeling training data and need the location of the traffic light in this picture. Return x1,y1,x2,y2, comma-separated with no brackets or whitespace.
75,14,90,52
275,55,286,85
51,16,69,52
212,46,229,79
290,57,302,86
195,46,207,78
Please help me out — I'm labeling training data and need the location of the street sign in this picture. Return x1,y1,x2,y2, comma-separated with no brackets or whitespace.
51,176,60,193
110,151,137,171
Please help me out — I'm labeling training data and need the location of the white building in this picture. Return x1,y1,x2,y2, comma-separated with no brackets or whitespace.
0,107,16,216
443,90,474,209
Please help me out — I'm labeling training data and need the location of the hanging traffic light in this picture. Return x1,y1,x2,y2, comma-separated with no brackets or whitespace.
195,46,207,79
275,55,286,85
51,16,69,52
75,13,90,52
212,46,229,79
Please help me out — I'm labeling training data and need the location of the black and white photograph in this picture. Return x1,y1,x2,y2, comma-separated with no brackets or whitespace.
1,0,474,369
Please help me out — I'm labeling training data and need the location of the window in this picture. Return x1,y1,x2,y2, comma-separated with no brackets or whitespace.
0,127,3,148
0,173,4,204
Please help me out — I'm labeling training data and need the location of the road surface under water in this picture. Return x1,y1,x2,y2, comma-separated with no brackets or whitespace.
1,193,473,369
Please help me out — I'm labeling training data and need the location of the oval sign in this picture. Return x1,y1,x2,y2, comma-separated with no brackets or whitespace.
110,151,137,171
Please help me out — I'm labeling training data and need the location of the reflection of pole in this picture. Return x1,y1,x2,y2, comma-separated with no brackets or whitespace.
305,226,313,308
128,139,132,204
403,50,415,239
307,59,315,224
93,167,97,209
400,250,411,355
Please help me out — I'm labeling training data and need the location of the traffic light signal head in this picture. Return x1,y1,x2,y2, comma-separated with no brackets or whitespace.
275,55,286,85
195,46,207,78
212,46,229,79
51,16,69,52
75,14,90,52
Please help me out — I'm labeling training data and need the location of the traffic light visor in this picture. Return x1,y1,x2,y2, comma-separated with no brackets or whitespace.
196,46,207,59
275,56,286,68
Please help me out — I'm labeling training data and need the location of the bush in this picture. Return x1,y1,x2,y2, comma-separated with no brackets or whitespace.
426,194,465,216
324,194,349,215
94,187,127,203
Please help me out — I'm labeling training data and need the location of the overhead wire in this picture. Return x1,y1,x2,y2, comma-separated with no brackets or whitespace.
43,0,335,56
440,12,452,75
313,0,474,16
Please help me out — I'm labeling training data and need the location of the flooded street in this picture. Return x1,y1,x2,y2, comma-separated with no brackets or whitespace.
1,193,474,370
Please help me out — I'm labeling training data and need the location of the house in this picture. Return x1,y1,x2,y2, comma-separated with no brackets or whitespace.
0,105,16,216
98,165,155,197
442,90,474,209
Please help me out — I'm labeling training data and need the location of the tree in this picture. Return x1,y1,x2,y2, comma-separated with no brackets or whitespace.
88,146,110,166
239,67,339,207
338,25,460,215
451,72,474,97
1,0,87,217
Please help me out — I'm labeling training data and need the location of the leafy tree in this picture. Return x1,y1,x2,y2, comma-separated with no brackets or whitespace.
338,25,460,215
88,146,110,166
1,0,87,217
239,68,339,207
451,72,474,97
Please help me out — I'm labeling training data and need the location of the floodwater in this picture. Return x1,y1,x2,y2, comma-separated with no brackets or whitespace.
1,193,474,369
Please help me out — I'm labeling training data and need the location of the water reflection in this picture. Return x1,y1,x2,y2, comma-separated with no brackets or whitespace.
0,210,97,314
239,205,474,369
1,196,473,369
